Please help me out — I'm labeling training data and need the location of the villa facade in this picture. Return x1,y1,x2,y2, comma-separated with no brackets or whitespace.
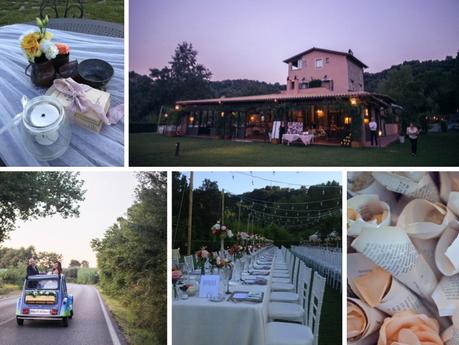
175,47,400,145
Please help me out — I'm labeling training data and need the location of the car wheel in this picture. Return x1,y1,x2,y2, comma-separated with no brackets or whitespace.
16,318,24,326
62,317,68,327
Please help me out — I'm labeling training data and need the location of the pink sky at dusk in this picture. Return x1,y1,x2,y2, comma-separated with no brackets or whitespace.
130,0,459,84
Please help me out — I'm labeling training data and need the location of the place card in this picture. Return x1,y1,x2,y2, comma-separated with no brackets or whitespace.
199,275,220,298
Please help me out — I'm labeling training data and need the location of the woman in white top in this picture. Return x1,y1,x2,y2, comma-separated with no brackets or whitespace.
406,122,421,156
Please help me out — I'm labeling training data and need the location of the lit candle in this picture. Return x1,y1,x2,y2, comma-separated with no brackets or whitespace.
29,103,60,145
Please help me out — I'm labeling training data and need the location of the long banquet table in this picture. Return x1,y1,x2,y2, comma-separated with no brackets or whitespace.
172,248,276,345
0,24,124,166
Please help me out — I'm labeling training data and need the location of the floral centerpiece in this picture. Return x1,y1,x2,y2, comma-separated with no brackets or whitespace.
211,221,233,252
228,244,244,260
20,16,71,87
171,269,183,299
195,247,209,275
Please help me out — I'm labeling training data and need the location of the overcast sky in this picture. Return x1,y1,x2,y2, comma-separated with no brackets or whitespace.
179,171,342,195
3,172,138,268
130,0,459,83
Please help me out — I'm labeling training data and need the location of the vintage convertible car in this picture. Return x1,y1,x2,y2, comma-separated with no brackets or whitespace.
16,274,73,327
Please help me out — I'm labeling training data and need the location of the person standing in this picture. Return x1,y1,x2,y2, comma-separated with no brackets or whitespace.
406,122,421,156
26,258,39,277
369,117,378,146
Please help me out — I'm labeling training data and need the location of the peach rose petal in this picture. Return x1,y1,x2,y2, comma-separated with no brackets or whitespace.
397,328,421,345
347,301,367,338
377,311,442,345
353,267,392,307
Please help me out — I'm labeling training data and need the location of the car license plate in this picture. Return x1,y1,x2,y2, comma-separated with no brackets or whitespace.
30,309,51,315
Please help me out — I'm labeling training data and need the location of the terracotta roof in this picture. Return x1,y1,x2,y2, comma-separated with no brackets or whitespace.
283,47,368,68
177,90,374,105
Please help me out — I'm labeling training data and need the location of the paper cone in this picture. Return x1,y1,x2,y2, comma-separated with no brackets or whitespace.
435,224,459,276
432,275,459,317
372,172,439,202
347,297,386,343
351,226,438,301
348,172,395,203
348,253,432,317
396,199,454,240
440,172,459,205
411,237,443,280
442,311,459,345
348,195,391,237
448,192,459,217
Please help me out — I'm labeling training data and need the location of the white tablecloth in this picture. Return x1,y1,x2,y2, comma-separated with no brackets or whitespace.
0,24,124,166
282,133,314,146
173,251,274,345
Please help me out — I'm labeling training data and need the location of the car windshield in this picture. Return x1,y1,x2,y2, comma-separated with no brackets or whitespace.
26,279,59,290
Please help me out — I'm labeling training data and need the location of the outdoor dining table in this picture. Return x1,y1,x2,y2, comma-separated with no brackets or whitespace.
282,133,314,146
0,23,124,166
172,251,274,345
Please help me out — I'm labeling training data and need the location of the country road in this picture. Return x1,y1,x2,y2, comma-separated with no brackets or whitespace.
0,284,127,345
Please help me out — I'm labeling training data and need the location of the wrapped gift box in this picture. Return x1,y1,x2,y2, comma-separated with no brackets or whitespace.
46,84,111,132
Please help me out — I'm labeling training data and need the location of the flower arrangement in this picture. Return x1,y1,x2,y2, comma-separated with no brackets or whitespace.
211,221,233,239
195,247,209,274
171,269,182,284
19,16,70,63
214,255,231,269
228,244,244,260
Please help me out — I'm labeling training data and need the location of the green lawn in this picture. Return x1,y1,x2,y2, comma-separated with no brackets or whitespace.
130,132,459,166
319,285,342,345
98,288,161,345
0,0,124,26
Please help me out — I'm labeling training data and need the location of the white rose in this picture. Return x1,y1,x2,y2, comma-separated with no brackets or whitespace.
40,40,58,60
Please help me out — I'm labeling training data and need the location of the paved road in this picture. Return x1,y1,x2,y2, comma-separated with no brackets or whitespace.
0,284,126,345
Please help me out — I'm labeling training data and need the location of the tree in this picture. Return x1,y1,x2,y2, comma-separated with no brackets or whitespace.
149,42,213,107
92,172,167,344
69,259,81,268
0,172,85,243
36,251,63,272
0,246,37,268
81,260,89,268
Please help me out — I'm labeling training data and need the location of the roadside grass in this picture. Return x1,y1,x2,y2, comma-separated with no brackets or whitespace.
319,285,342,345
0,283,20,296
0,0,124,26
98,288,160,345
130,132,459,166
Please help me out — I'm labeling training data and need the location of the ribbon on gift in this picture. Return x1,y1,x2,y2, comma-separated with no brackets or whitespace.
53,78,110,125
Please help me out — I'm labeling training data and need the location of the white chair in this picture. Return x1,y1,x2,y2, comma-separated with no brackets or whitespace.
271,263,311,303
268,262,311,322
266,272,326,345
183,255,196,271
172,248,181,261
171,257,179,269
271,256,299,292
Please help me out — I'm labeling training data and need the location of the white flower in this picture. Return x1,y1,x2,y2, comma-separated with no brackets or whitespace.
227,230,233,238
221,225,226,231
40,40,58,60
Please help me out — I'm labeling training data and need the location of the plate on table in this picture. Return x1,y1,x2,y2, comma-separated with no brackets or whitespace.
229,291,264,303
209,294,225,302
249,270,269,276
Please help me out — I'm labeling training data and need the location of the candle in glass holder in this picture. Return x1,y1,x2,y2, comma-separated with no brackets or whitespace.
28,101,60,145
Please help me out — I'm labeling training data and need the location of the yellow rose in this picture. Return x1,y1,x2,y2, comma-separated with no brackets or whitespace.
21,32,42,61
377,311,442,345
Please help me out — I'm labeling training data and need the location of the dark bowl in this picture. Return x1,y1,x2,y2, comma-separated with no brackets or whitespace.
77,59,114,89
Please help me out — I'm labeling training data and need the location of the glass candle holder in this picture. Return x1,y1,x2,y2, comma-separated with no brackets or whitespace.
19,96,71,161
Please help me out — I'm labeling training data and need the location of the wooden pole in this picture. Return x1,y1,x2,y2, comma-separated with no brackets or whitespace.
187,172,194,255
221,189,225,224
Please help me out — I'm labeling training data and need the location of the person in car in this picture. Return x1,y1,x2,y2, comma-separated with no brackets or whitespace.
26,258,40,278
52,261,63,275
